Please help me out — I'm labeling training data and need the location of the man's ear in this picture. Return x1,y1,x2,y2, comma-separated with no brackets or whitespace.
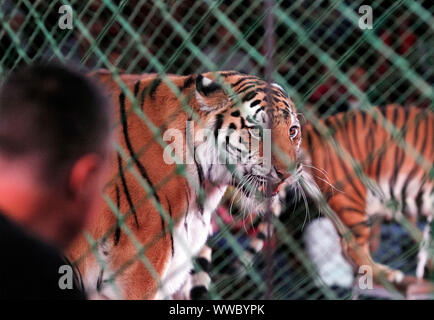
68,154,101,200
195,74,228,111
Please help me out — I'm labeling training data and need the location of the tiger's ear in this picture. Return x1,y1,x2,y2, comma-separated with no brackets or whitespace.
195,74,228,110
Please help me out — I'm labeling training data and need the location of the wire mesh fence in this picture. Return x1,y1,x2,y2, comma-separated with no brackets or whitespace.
0,0,433,300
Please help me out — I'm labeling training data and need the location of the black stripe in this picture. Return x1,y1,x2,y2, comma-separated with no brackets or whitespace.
114,184,121,245
118,153,139,227
160,215,166,237
250,99,261,108
365,113,375,168
242,91,257,102
239,85,258,96
119,91,164,226
415,182,426,216
360,110,367,127
240,116,247,129
231,77,257,88
96,268,104,292
185,188,191,224
276,87,288,98
227,143,243,155
179,76,195,91
378,106,388,118
166,196,175,257
324,118,336,136
254,106,265,116
214,113,224,139
193,151,205,215
207,163,213,182
271,96,280,104
335,206,365,215
237,81,256,92
134,80,140,97
149,78,162,99
221,71,240,77
375,155,386,185
196,257,211,273
139,87,146,109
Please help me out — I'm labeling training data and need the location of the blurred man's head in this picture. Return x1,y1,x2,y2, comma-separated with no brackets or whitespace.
0,63,112,249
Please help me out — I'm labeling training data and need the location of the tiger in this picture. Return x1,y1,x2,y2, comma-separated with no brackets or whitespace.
301,105,433,285
185,105,433,298
67,70,303,299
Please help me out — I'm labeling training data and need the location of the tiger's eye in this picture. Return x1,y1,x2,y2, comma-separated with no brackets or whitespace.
289,126,299,140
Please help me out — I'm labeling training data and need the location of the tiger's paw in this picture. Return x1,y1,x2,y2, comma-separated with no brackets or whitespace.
372,264,424,294
373,264,405,284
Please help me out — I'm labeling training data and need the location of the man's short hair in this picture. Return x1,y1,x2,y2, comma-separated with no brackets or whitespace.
0,62,112,181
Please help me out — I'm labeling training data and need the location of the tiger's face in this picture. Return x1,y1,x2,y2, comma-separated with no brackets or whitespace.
192,71,301,213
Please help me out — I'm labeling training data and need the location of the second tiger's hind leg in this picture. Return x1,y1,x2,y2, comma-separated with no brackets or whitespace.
330,200,405,286
343,224,405,285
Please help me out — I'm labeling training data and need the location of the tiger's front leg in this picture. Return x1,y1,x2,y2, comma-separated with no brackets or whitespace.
179,192,283,300
190,245,213,299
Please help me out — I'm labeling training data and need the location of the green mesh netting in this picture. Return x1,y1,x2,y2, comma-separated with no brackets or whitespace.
0,0,433,300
